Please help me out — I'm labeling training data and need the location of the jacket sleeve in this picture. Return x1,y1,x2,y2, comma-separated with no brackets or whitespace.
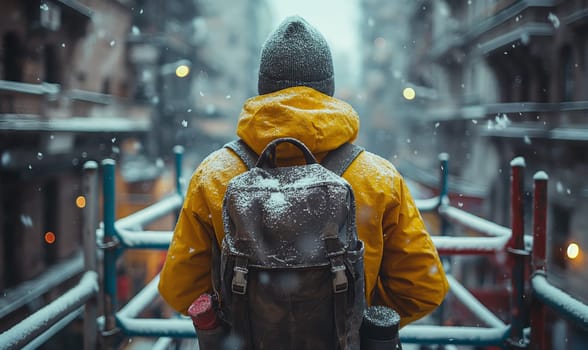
375,174,449,327
157,166,216,315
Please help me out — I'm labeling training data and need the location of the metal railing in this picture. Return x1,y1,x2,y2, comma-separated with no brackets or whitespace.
2,146,588,349
407,154,588,347
0,161,100,350
100,150,187,345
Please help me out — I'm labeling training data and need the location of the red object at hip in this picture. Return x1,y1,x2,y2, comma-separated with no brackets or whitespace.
188,293,218,330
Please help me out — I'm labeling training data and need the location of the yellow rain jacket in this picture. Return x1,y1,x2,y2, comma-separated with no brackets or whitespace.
158,86,448,327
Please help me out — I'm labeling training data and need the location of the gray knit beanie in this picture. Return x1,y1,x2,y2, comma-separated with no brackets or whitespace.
258,16,335,96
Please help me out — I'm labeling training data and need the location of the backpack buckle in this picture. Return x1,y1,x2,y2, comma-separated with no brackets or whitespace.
232,266,248,295
331,266,348,293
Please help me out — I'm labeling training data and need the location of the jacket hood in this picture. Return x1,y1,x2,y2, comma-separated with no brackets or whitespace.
236,86,359,158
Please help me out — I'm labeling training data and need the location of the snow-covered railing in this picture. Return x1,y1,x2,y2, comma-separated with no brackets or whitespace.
116,274,196,338
114,194,181,249
19,145,579,349
0,251,84,320
413,154,588,348
407,154,530,346
99,146,185,346
0,162,100,350
528,172,588,348
0,272,99,350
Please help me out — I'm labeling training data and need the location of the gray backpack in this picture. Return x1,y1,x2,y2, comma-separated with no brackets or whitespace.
215,137,365,350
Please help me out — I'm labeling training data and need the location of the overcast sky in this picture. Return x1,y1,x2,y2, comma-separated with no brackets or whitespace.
267,0,362,88
268,0,360,52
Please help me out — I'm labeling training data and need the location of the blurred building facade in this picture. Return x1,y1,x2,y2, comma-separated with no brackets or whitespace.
0,0,269,346
0,0,158,342
359,0,588,345
180,0,272,161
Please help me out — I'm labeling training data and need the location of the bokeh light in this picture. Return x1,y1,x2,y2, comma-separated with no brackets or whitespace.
76,195,86,208
402,87,416,100
567,242,580,260
45,231,56,244
175,64,190,78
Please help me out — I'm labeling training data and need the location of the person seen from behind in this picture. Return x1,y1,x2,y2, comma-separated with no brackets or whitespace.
158,14,449,342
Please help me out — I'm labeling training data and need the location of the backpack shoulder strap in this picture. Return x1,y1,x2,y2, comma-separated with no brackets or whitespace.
320,142,364,176
224,139,258,169
225,139,363,174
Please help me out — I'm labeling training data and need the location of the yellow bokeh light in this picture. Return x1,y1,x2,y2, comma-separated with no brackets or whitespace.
76,195,86,208
45,231,56,244
566,242,580,260
403,87,416,100
175,65,190,78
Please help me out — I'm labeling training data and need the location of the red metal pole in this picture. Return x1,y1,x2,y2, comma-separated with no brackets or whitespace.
530,171,548,350
507,157,528,349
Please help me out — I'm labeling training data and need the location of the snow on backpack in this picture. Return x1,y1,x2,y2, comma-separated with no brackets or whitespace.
214,137,366,350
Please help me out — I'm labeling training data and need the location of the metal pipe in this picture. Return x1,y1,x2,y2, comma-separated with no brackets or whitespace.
117,274,160,319
114,194,182,231
115,230,173,250
507,157,528,348
101,159,119,340
114,317,512,346
439,205,511,237
531,272,588,330
438,153,450,242
438,152,449,208
0,253,84,318
22,307,83,350
446,275,506,328
114,194,181,250
530,171,548,349
432,235,510,255
82,161,99,350
399,324,510,346
0,272,99,350
116,317,196,338
415,196,440,212
437,152,450,340
174,145,184,196
152,337,176,350
113,274,197,338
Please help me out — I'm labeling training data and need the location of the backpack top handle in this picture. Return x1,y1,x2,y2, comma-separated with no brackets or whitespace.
256,137,318,168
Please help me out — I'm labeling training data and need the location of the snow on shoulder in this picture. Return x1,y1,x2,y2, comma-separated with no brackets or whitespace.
230,163,349,189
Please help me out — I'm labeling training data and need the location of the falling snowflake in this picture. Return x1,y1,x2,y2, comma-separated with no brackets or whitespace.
548,12,560,28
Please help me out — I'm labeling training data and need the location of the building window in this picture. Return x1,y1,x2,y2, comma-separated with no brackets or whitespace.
562,47,574,101
44,45,61,84
102,78,111,94
551,204,571,270
3,32,23,82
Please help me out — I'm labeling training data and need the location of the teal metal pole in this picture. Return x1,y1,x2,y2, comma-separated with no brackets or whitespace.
437,153,450,333
82,161,99,350
101,159,119,343
438,153,450,249
173,145,184,196
438,153,449,208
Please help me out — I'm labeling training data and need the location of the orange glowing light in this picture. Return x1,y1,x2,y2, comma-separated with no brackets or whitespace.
76,195,86,208
45,231,56,244
567,242,580,260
